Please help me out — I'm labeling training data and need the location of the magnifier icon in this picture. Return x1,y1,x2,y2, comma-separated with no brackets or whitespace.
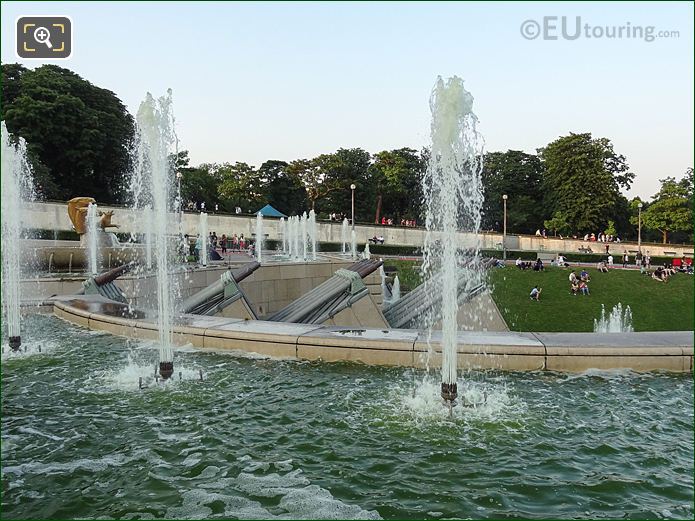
33,26,53,49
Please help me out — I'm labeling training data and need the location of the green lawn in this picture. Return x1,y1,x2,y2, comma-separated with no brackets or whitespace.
383,259,422,293
489,266,693,332
383,259,694,332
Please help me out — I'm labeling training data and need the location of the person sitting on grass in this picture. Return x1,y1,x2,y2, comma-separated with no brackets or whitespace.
529,286,542,301
597,261,608,273
652,267,667,283
571,280,580,295
515,257,524,269
533,258,544,271
569,271,578,284
579,280,590,295
663,265,677,277
580,269,590,282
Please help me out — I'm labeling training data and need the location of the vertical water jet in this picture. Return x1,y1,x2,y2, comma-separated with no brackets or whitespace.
421,76,484,406
86,203,99,275
1,122,35,352
200,212,208,266
134,91,178,380
255,212,264,262
341,218,349,254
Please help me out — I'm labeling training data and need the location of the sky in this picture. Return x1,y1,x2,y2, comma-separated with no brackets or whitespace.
1,1,693,200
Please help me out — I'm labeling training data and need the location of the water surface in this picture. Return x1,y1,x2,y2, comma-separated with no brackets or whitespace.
2,315,692,519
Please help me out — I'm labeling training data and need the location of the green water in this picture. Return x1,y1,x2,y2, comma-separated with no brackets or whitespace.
2,315,693,519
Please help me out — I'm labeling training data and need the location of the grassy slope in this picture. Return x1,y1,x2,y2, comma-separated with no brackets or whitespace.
383,260,694,332
489,266,693,332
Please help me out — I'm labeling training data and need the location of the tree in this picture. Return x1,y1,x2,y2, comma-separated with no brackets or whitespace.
287,158,336,212
289,148,372,219
1,64,135,202
482,150,544,233
604,220,617,237
258,160,307,215
641,171,693,244
313,148,373,220
538,133,634,235
369,148,425,223
217,162,264,212
180,166,222,211
544,211,571,237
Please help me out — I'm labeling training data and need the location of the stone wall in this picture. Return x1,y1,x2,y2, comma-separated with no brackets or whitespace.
24,201,695,258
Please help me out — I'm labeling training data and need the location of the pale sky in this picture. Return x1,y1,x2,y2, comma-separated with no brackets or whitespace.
1,1,693,200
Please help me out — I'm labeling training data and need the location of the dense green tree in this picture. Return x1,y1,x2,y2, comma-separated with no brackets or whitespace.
538,133,634,235
180,167,222,211
369,148,425,223
217,162,264,213
258,160,307,215
288,149,372,220
543,211,571,237
641,171,693,243
287,158,335,212
1,63,134,202
313,148,373,221
482,150,544,233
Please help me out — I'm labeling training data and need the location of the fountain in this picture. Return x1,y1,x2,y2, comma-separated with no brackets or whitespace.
280,217,287,254
392,275,401,302
309,209,318,260
86,203,99,275
341,218,349,254
144,205,153,269
1,122,34,351
133,90,178,380
379,265,388,304
256,212,264,262
594,303,634,333
293,216,301,261
200,212,208,266
301,211,308,260
421,76,484,408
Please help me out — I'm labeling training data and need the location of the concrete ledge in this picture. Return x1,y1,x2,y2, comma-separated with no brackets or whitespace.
52,297,693,373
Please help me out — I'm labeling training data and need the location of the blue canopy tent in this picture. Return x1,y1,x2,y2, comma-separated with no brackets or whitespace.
257,204,287,218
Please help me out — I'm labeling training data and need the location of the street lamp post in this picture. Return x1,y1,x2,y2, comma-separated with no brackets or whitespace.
502,194,508,260
638,202,643,253
350,184,356,232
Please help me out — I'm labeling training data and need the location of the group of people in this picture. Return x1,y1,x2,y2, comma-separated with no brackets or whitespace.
516,258,545,271
569,270,591,296
185,231,253,261
651,266,673,283
185,202,243,214
380,217,417,227
583,232,621,243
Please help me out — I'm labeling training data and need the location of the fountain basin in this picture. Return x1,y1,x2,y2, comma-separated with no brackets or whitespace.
52,296,693,372
3,312,692,520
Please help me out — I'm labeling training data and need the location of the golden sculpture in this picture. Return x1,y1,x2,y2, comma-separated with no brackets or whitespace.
99,210,119,230
67,197,120,234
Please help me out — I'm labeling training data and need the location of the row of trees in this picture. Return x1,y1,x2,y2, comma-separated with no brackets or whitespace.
2,63,692,244
176,147,426,224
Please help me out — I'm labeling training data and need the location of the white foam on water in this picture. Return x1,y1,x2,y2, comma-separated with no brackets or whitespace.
396,377,525,424
1,339,59,359
17,426,64,441
161,458,381,520
558,368,639,383
82,354,204,392
2,450,144,478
